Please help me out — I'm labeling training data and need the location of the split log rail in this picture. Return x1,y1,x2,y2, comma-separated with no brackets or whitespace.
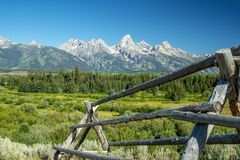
53,46,240,160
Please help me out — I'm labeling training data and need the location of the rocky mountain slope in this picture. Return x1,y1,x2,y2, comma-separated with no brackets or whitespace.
0,35,209,72
0,37,89,71
59,34,208,72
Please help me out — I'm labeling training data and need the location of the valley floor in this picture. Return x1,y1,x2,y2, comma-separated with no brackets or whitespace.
0,86,238,160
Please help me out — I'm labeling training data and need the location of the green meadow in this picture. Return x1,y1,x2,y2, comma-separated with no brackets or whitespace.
0,85,238,159
0,71,239,159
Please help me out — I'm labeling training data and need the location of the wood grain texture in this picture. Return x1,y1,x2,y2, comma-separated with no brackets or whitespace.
109,134,240,146
181,79,229,160
172,111,240,129
230,48,240,133
71,110,240,132
85,100,110,151
53,146,129,160
71,101,222,129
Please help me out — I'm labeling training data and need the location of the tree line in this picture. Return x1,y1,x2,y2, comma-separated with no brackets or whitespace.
0,66,219,100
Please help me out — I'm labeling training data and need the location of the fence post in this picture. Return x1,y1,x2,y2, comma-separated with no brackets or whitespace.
181,51,235,160
217,50,240,132
230,48,240,132
180,79,229,160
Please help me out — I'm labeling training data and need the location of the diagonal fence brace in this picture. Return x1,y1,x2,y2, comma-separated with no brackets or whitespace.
84,100,110,151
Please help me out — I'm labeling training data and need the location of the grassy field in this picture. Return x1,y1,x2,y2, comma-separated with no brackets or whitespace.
0,86,238,160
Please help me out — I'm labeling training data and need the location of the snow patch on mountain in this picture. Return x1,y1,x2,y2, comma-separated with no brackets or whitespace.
0,35,214,73
59,38,115,56
30,40,43,48
0,37,13,48
59,34,206,72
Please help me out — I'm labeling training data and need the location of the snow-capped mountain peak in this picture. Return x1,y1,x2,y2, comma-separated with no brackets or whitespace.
30,40,43,48
0,37,13,48
68,38,85,45
59,39,87,56
161,41,172,49
59,38,115,56
89,38,115,54
118,34,135,47
59,35,203,60
136,40,151,53
57,35,209,73
89,39,106,47
0,35,215,73
114,34,142,53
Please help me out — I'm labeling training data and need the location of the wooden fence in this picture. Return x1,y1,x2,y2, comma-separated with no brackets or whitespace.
53,46,240,160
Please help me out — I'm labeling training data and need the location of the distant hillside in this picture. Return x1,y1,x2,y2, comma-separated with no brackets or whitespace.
0,36,212,72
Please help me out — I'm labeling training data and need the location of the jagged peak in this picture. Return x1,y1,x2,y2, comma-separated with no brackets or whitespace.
67,38,85,44
161,41,172,48
122,34,132,40
64,38,107,46
89,38,105,45
115,34,140,53
29,40,43,48
119,34,135,47
138,40,148,45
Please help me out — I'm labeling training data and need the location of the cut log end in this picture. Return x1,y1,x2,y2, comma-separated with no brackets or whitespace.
213,101,223,113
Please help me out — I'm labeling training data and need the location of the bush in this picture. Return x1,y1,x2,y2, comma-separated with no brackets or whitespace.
20,103,37,113
50,123,70,144
4,98,18,105
200,145,240,160
0,137,53,160
37,99,50,109
165,82,187,101
19,122,30,133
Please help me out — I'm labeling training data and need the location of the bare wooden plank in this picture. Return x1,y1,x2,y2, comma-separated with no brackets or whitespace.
181,79,229,160
72,111,240,133
92,56,216,107
178,101,222,113
109,134,240,146
181,51,236,159
230,48,240,133
172,111,240,129
85,100,110,151
63,126,92,160
216,50,238,99
63,114,89,148
92,113,110,151
74,126,91,150
53,146,130,160
71,101,222,129
54,114,89,159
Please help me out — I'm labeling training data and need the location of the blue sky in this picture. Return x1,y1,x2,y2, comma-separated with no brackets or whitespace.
0,0,239,54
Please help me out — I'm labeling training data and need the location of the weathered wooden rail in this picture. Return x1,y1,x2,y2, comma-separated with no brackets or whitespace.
53,46,240,160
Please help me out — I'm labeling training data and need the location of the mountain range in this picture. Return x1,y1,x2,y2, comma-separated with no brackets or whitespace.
0,35,210,73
